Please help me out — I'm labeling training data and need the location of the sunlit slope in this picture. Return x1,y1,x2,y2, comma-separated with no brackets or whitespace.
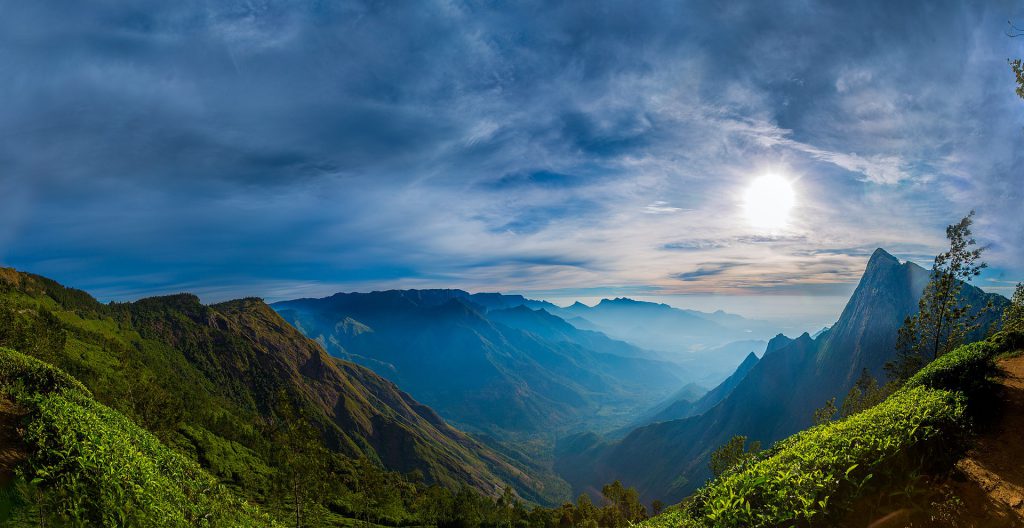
0,347,280,526
0,268,560,505
641,331,1023,527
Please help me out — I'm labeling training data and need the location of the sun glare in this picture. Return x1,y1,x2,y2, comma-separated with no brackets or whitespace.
743,174,796,230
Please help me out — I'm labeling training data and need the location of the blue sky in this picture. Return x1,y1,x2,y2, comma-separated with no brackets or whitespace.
1,0,1022,327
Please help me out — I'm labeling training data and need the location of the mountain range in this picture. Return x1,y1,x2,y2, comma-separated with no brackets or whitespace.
0,269,564,504
553,248,1008,502
3,246,1009,513
551,298,779,354
272,291,691,437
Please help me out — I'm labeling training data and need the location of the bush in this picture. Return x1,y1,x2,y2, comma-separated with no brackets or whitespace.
0,347,279,527
987,330,1024,357
903,341,999,404
642,387,967,528
0,347,90,397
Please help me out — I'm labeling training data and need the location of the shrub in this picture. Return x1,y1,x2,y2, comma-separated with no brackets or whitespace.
987,330,1024,357
642,387,966,528
0,347,279,527
903,341,999,402
0,347,90,397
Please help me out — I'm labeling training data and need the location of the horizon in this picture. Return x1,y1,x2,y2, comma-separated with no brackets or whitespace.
1,0,1022,323
6,247,1008,336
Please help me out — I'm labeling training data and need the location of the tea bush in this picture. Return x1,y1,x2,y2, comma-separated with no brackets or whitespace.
0,347,279,527
641,386,966,528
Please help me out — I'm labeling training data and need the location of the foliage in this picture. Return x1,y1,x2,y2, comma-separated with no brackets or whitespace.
1003,283,1024,333
709,436,761,478
0,346,89,397
839,369,890,419
645,386,967,528
264,392,331,527
643,332,1022,528
599,480,648,527
888,212,988,382
0,347,279,527
1,269,583,526
1012,59,1024,99
902,340,1000,403
812,397,837,425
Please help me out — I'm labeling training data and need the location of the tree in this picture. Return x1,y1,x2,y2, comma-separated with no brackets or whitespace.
1011,21,1023,99
1013,59,1024,99
651,500,665,516
599,480,646,528
497,486,518,528
1003,283,1024,333
839,369,888,418
266,392,329,528
709,435,761,478
812,397,837,425
573,493,599,528
887,212,988,382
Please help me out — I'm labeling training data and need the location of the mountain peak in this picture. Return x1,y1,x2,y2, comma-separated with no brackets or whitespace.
867,248,899,267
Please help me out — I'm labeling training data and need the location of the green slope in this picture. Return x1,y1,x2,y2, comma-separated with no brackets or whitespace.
0,268,565,509
640,330,1023,527
0,346,279,526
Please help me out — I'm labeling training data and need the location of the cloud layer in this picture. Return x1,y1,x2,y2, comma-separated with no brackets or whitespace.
1,0,1022,315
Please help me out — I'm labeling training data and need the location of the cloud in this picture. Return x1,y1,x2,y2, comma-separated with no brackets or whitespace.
674,262,743,281
0,0,1020,315
644,201,684,214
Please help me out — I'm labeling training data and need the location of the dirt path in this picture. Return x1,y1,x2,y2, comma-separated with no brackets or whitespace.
950,354,1024,526
0,397,29,488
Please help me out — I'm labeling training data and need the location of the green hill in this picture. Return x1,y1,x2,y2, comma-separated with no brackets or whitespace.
640,330,1024,527
0,267,568,522
0,346,280,526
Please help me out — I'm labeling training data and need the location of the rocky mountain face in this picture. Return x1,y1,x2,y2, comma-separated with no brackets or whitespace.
556,249,1008,503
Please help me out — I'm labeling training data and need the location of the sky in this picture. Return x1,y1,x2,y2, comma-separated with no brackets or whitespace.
1,0,1023,328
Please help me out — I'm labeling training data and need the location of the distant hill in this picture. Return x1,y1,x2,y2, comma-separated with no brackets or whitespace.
557,248,1009,502
549,298,778,363
272,290,688,436
648,350,760,425
0,269,562,505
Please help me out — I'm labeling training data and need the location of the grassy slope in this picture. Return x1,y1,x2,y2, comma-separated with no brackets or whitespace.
640,331,1023,528
0,268,562,506
0,347,279,526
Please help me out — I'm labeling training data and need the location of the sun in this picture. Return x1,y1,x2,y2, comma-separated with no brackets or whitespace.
743,174,796,230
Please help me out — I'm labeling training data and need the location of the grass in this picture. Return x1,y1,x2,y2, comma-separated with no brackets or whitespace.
0,346,280,527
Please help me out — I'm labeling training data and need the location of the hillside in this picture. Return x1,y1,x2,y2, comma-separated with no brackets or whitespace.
272,290,688,436
639,331,1024,527
560,249,1008,502
0,347,280,526
642,351,759,426
0,269,565,508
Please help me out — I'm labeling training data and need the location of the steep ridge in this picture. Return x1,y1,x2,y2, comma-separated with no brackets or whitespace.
487,305,663,361
560,249,1007,502
0,270,559,504
648,351,760,425
273,291,686,435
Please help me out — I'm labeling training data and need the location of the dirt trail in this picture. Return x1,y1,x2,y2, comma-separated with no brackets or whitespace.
0,397,28,488
951,354,1024,526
